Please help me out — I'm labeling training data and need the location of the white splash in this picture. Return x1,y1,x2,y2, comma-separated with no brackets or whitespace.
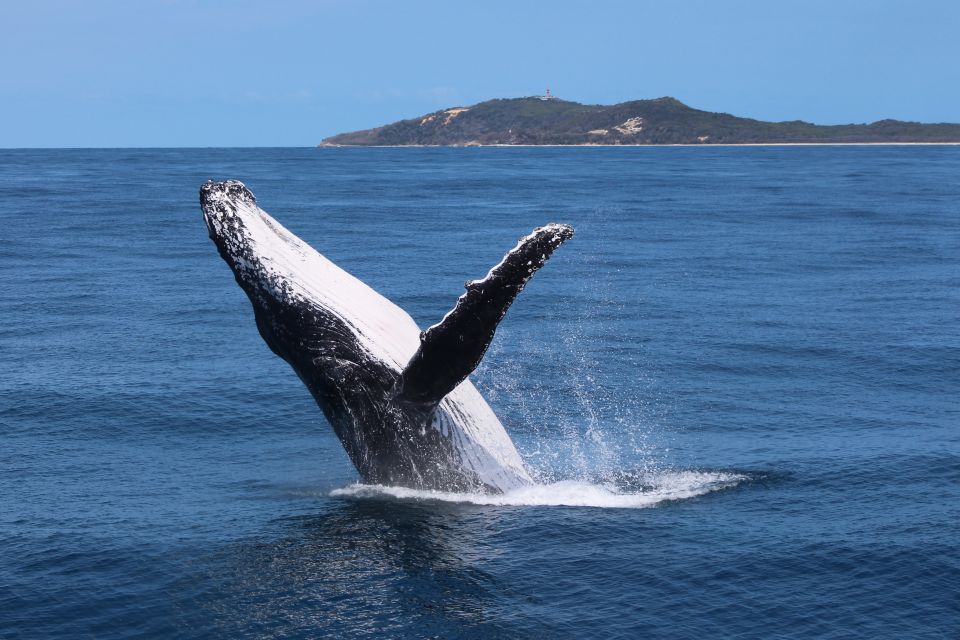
330,470,746,509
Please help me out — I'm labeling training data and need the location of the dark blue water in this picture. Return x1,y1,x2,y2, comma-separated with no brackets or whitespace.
1,147,958,638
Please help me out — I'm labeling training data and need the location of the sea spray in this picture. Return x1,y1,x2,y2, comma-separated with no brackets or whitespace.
473,206,666,486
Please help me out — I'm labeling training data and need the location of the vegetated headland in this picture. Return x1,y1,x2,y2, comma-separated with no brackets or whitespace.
320,95,960,147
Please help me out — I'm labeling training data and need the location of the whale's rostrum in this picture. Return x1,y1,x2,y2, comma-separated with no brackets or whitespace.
200,180,573,493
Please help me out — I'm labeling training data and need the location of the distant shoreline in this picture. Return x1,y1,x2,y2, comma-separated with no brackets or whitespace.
319,142,960,148
321,96,960,147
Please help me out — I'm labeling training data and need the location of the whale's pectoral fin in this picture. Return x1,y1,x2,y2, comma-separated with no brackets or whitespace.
398,223,574,405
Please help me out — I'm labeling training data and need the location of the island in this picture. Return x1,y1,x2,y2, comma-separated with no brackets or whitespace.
320,96,960,147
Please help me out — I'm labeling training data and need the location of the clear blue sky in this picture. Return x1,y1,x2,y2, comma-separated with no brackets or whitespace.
3,0,958,147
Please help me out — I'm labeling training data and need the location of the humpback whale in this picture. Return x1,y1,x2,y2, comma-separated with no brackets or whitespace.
200,180,573,493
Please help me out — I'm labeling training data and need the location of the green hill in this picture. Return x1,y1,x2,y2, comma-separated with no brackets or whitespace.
320,97,960,146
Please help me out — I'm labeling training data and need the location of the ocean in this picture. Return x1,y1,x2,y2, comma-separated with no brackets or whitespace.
1,147,957,638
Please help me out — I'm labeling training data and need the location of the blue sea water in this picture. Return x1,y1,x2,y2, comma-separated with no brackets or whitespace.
1,146,958,639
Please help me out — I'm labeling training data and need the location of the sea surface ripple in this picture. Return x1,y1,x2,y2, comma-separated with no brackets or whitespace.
1,147,958,638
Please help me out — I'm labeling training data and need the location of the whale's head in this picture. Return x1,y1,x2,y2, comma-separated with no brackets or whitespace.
200,179,327,314
200,178,331,364
200,180,276,297
200,179,423,373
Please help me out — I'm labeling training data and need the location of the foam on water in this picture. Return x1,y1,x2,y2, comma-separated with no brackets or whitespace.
330,470,746,508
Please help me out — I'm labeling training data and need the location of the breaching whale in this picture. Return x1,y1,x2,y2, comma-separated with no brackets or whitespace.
200,180,573,493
